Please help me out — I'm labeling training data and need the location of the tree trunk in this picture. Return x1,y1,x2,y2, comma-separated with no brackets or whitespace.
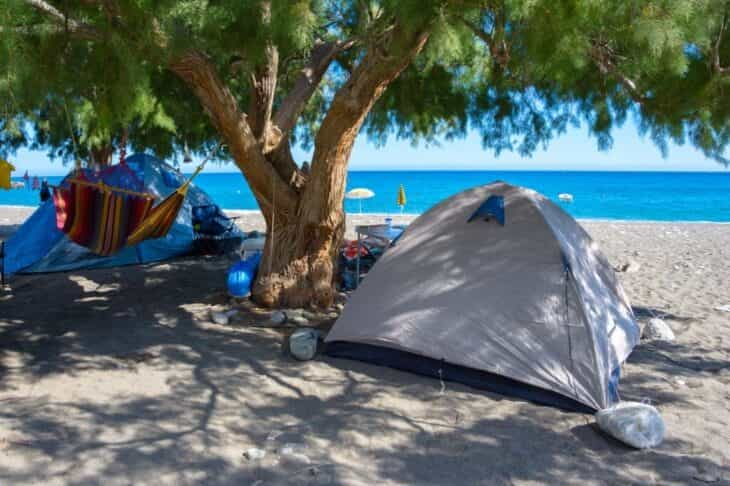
252,206,344,309
171,24,430,309
252,26,430,309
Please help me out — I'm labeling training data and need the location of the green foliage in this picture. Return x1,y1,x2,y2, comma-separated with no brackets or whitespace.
2,0,730,165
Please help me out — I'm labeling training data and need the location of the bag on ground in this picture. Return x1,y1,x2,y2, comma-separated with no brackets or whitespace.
595,401,665,449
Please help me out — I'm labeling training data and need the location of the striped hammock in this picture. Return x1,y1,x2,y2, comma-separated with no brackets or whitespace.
53,179,155,256
53,166,203,256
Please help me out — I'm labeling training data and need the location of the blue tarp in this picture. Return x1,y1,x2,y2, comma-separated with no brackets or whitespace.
2,154,243,277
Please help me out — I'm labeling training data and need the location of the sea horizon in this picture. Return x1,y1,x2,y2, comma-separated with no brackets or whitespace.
4,169,730,222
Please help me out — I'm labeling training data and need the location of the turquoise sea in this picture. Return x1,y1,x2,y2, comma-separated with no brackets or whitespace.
3,170,730,222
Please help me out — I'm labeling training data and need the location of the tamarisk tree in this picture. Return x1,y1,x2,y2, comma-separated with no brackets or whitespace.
2,0,730,307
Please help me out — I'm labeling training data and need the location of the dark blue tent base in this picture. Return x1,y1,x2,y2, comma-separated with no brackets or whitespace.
325,341,595,413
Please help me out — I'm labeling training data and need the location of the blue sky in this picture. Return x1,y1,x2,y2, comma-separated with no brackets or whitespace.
9,118,729,175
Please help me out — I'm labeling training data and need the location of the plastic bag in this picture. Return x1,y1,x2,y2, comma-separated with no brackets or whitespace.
595,401,665,449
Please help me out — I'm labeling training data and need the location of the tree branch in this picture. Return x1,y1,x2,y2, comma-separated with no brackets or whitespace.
589,40,647,104
458,14,510,68
712,12,730,75
169,51,297,218
248,44,279,143
272,39,356,140
458,16,493,50
263,38,355,194
301,23,430,220
22,0,100,40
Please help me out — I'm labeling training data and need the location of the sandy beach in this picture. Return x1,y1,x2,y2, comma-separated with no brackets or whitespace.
1,205,729,484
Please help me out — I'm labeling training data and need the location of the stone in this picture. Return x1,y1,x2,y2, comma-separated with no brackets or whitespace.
269,311,287,325
279,443,307,456
210,309,238,325
328,312,339,319
285,308,305,319
243,447,266,460
301,310,318,320
618,260,641,273
289,329,319,361
334,303,345,312
643,318,675,342
289,315,310,326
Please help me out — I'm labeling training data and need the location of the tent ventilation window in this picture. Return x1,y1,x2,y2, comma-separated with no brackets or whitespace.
467,195,505,225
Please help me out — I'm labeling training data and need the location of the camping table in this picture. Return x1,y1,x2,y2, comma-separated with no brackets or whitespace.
354,223,406,288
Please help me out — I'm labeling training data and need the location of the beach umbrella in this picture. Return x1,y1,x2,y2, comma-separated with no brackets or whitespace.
345,187,375,213
396,184,407,213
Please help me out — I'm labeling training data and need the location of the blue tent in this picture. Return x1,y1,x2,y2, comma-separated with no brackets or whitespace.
2,154,243,277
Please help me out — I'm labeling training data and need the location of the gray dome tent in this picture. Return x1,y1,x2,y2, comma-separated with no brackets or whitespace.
326,182,640,412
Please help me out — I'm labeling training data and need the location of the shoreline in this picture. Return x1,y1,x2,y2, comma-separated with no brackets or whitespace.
2,204,730,224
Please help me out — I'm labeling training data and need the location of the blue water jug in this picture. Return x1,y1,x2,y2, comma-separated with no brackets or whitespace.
227,252,262,297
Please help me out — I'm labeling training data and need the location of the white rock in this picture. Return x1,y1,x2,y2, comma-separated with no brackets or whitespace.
289,315,310,326
619,260,641,273
211,309,238,325
644,318,675,342
289,328,319,361
328,312,339,319
285,308,305,319
279,443,307,456
269,311,287,325
714,304,730,313
595,401,665,449
301,310,318,320
334,303,345,312
243,447,266,460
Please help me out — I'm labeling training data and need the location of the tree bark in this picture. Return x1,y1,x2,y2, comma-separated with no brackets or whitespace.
169,50,297,223
252,25,430,309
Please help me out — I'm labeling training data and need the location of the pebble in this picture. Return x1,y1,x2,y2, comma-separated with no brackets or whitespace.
334,303,345,312
301,310,318,320
243,447,266,460
210,309,238,325
285,308,305,319
279,443,308,456
269,311,287,325
619,260,641,273
328,311,339,319
289,315,310,326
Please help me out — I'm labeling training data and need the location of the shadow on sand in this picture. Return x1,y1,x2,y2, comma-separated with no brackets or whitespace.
0,258,728,484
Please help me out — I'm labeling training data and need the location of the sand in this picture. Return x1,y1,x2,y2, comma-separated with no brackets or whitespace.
1,205,729,485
